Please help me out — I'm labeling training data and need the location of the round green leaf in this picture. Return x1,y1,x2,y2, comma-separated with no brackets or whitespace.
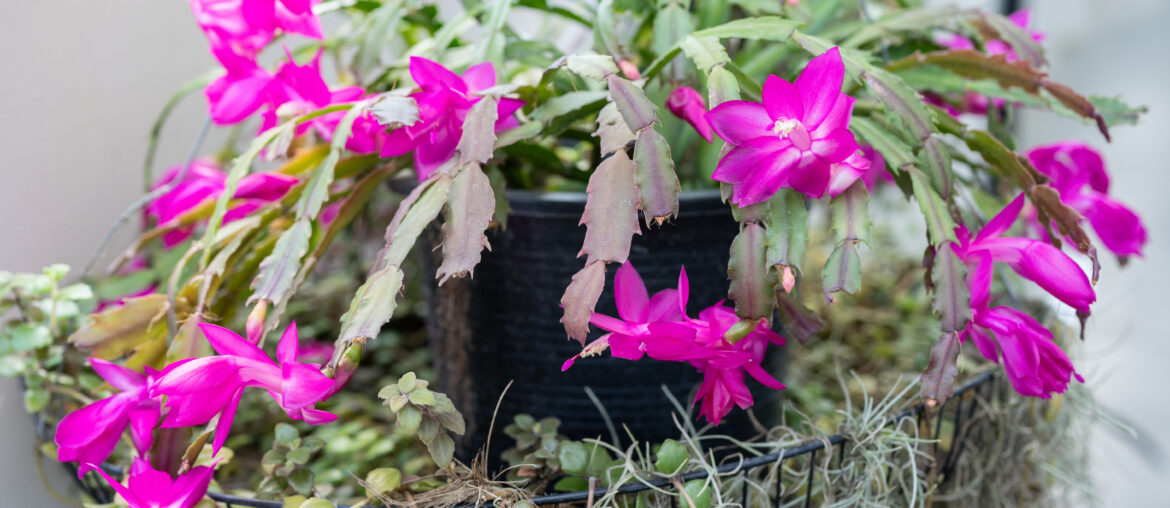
397,405,422,433
364,467,402,497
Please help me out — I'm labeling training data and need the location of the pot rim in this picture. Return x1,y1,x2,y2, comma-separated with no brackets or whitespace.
504,188,727,218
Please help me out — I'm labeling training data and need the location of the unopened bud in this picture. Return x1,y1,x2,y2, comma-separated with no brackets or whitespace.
781,266,797,294
618,59,642,80
246,300,269,345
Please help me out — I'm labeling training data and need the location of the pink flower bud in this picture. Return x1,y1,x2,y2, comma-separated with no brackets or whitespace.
666,86,714,143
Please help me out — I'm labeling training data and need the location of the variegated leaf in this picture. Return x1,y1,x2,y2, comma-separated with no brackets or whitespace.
249,218,312,305
566,54,619,81
339,265,405,342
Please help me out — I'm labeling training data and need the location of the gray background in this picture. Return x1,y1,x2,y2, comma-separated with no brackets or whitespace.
1,1,1166,506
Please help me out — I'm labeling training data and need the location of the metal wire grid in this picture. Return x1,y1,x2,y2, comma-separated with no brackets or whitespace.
70,371,992,508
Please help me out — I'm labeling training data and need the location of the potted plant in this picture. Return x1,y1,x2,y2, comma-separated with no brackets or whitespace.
7,0,1148,506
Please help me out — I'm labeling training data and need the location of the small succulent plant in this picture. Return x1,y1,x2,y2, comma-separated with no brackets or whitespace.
258,423,326,498
378,371,465,468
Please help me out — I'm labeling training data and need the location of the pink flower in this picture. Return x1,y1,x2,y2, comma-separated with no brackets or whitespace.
964,306,1083,398
666,86,713,142
81,457,215,508
951,195,1091,398
685,305,785,424
379,57,525,179
1025,142,1147,258
189,0,322,60
147,160,297,246
704,47,858,204
952,194,1095,314
565,263,786,425
55,360,159,473
260,49,388,154
151,322,336,454
826,145,890,197
204,49,279,125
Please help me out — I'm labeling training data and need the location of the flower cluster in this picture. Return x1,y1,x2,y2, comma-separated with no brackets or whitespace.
380,57,525,179
56,323,334,506
564,263,785,425
705,47,862,204
952,194,1094,397
1025,141,1147,258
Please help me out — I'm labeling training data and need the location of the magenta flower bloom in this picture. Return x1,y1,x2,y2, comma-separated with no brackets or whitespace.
260,49,389,154
826,145,890,197
379,57,525,179
190,0,322,60
82,457,215,508
685,305,785,425
152,322,336,454
204,48,279,125
565,263,786,425
964,306,1083,397
56,359,159,473
704,47,859,204
666,86,713,143
1025,142,1147,258
952,194,1095,314
147,160,297,246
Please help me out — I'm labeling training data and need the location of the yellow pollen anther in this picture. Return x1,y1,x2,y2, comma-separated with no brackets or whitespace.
772,118,799,137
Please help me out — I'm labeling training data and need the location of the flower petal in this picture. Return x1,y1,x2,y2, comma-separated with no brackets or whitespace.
276,322,300,365
794,47,845,127
409,56,467,94
199,323,270,363
1081,194,1147,257
704,101,773,145
811,127,858,163
761,75,803,121
975,193,1025,244
461,62,497,93
89,358,146,392
614,262,650,322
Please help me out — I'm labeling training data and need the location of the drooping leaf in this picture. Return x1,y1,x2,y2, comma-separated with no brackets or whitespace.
565,54,619,81
829,182,871,246
850,116,915,170
888,50,1110,140
775,291,823,345
339,265,405,342
764,189,808,272
560,261,607,344
821,243,862,303
728,223,774,320
909,169,957,245
633,128,680,227
594,102,637,155
457,97,500,165
69,294,169,359
373,175,454,273
249,219,313,305
841,6,962,48
579,151,640,264
606,75,657,132
860,68,934,141
918,136,953,200
930,244,970,333
436,164,495,284
920,332,961,406
1090,95,1147,127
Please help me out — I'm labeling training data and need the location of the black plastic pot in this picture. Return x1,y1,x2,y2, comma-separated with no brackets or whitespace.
422,189,786,466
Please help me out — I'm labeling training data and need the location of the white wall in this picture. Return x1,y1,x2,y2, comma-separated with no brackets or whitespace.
0,1,215,506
